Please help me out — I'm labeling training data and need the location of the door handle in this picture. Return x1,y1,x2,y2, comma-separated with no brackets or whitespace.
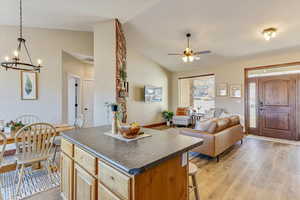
84,108,88,111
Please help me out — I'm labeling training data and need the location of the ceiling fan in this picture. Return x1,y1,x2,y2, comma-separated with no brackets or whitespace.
168,33,211,63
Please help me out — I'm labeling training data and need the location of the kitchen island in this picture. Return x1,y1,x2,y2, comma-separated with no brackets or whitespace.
60,126,203,200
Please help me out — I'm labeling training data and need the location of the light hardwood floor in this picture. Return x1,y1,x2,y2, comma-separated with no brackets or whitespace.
190,137,300,200
26,136,300,200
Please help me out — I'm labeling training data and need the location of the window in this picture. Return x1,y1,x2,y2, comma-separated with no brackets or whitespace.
248,82,257,128
178,75,215,113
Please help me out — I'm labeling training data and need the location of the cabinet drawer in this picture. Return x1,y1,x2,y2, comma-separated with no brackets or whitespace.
98,184,121,200
99,161,130,200
74,146,96,175
61,138,74,157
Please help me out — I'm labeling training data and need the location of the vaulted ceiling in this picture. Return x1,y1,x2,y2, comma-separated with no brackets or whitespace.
1,0,300,71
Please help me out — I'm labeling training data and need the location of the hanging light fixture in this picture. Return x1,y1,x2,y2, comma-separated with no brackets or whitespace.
1,0,43,72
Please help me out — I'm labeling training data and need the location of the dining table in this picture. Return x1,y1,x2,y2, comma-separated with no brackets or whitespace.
0,124,74,145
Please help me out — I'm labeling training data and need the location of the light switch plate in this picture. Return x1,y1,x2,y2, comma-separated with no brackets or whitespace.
181,152,188,167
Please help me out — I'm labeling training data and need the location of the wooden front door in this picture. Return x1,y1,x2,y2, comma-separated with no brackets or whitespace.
258,75,297,140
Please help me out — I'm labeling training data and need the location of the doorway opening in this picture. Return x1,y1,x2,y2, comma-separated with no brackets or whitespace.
245,62,300,140
62,51,94,127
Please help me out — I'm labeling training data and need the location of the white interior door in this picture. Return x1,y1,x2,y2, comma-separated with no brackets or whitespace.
68,77,79,125
83,80,95,127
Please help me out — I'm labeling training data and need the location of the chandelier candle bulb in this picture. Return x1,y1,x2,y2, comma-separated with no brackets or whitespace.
13,50,19,58
37,59,42,65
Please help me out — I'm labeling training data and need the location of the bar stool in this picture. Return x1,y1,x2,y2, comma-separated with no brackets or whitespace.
189,162,200,200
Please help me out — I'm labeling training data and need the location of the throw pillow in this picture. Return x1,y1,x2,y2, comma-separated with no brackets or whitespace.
219,112,231,118
229,115,240,126
194,119,217,133
176,107,188,116
215,118,230,132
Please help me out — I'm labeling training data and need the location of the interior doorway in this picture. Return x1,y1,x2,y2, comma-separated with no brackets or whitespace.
68,75,80,126
245,62,300,140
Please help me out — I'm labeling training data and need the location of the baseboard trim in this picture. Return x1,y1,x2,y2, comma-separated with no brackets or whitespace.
143,122,166,128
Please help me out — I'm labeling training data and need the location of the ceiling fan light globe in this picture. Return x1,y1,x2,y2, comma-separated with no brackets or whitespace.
189,56,194,62
182,56,188,63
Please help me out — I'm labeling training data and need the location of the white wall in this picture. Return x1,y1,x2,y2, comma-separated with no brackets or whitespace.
127,50,170,125
171,47,300,125
0,26,93,123
93,20,171,126
0,24,170,126
93,20,116,126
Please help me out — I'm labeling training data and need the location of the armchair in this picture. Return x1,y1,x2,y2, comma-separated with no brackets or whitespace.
173,107,192,127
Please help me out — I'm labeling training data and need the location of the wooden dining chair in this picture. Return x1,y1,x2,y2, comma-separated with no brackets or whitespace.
0,132,7,200
15,114,40,125
0,132,7,168
14,123,57,196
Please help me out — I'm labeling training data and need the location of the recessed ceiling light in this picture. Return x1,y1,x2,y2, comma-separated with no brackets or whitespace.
262,27,277,41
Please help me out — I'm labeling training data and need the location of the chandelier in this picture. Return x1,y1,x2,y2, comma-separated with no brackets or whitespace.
1,0,42,72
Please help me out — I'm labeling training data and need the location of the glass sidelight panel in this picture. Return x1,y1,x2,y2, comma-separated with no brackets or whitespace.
249,82,257,128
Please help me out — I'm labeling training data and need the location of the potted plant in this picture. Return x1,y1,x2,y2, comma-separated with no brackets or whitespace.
162,111,174,126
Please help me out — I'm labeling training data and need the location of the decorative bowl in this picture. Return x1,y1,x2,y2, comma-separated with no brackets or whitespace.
119,126,140,139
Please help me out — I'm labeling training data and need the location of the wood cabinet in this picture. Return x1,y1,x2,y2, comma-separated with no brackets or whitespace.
60,152,73,200
73,164,97,200
98,184,121,200
60,138,189,200
61,139,74,157
99,161,130,200
74,146,97,175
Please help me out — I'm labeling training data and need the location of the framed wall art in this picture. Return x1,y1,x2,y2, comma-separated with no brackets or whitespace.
229,84,242,98
21,71,38,100
216,83,228,97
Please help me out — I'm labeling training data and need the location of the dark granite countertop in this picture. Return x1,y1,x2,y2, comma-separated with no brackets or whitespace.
62,126,203,175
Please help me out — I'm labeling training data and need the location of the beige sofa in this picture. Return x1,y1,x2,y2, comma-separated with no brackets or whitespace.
180,116,244,161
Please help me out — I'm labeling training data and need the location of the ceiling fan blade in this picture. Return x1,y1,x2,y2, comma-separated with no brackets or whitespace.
168,53,182,55
194,50,211,55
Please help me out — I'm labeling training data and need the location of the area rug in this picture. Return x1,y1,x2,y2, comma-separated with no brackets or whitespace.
0,167,60,200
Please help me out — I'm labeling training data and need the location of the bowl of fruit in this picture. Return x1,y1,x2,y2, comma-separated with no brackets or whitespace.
119,122,141,139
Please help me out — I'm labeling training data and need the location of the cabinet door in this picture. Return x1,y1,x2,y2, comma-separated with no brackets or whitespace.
74,164,97,200
61,152,73,200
